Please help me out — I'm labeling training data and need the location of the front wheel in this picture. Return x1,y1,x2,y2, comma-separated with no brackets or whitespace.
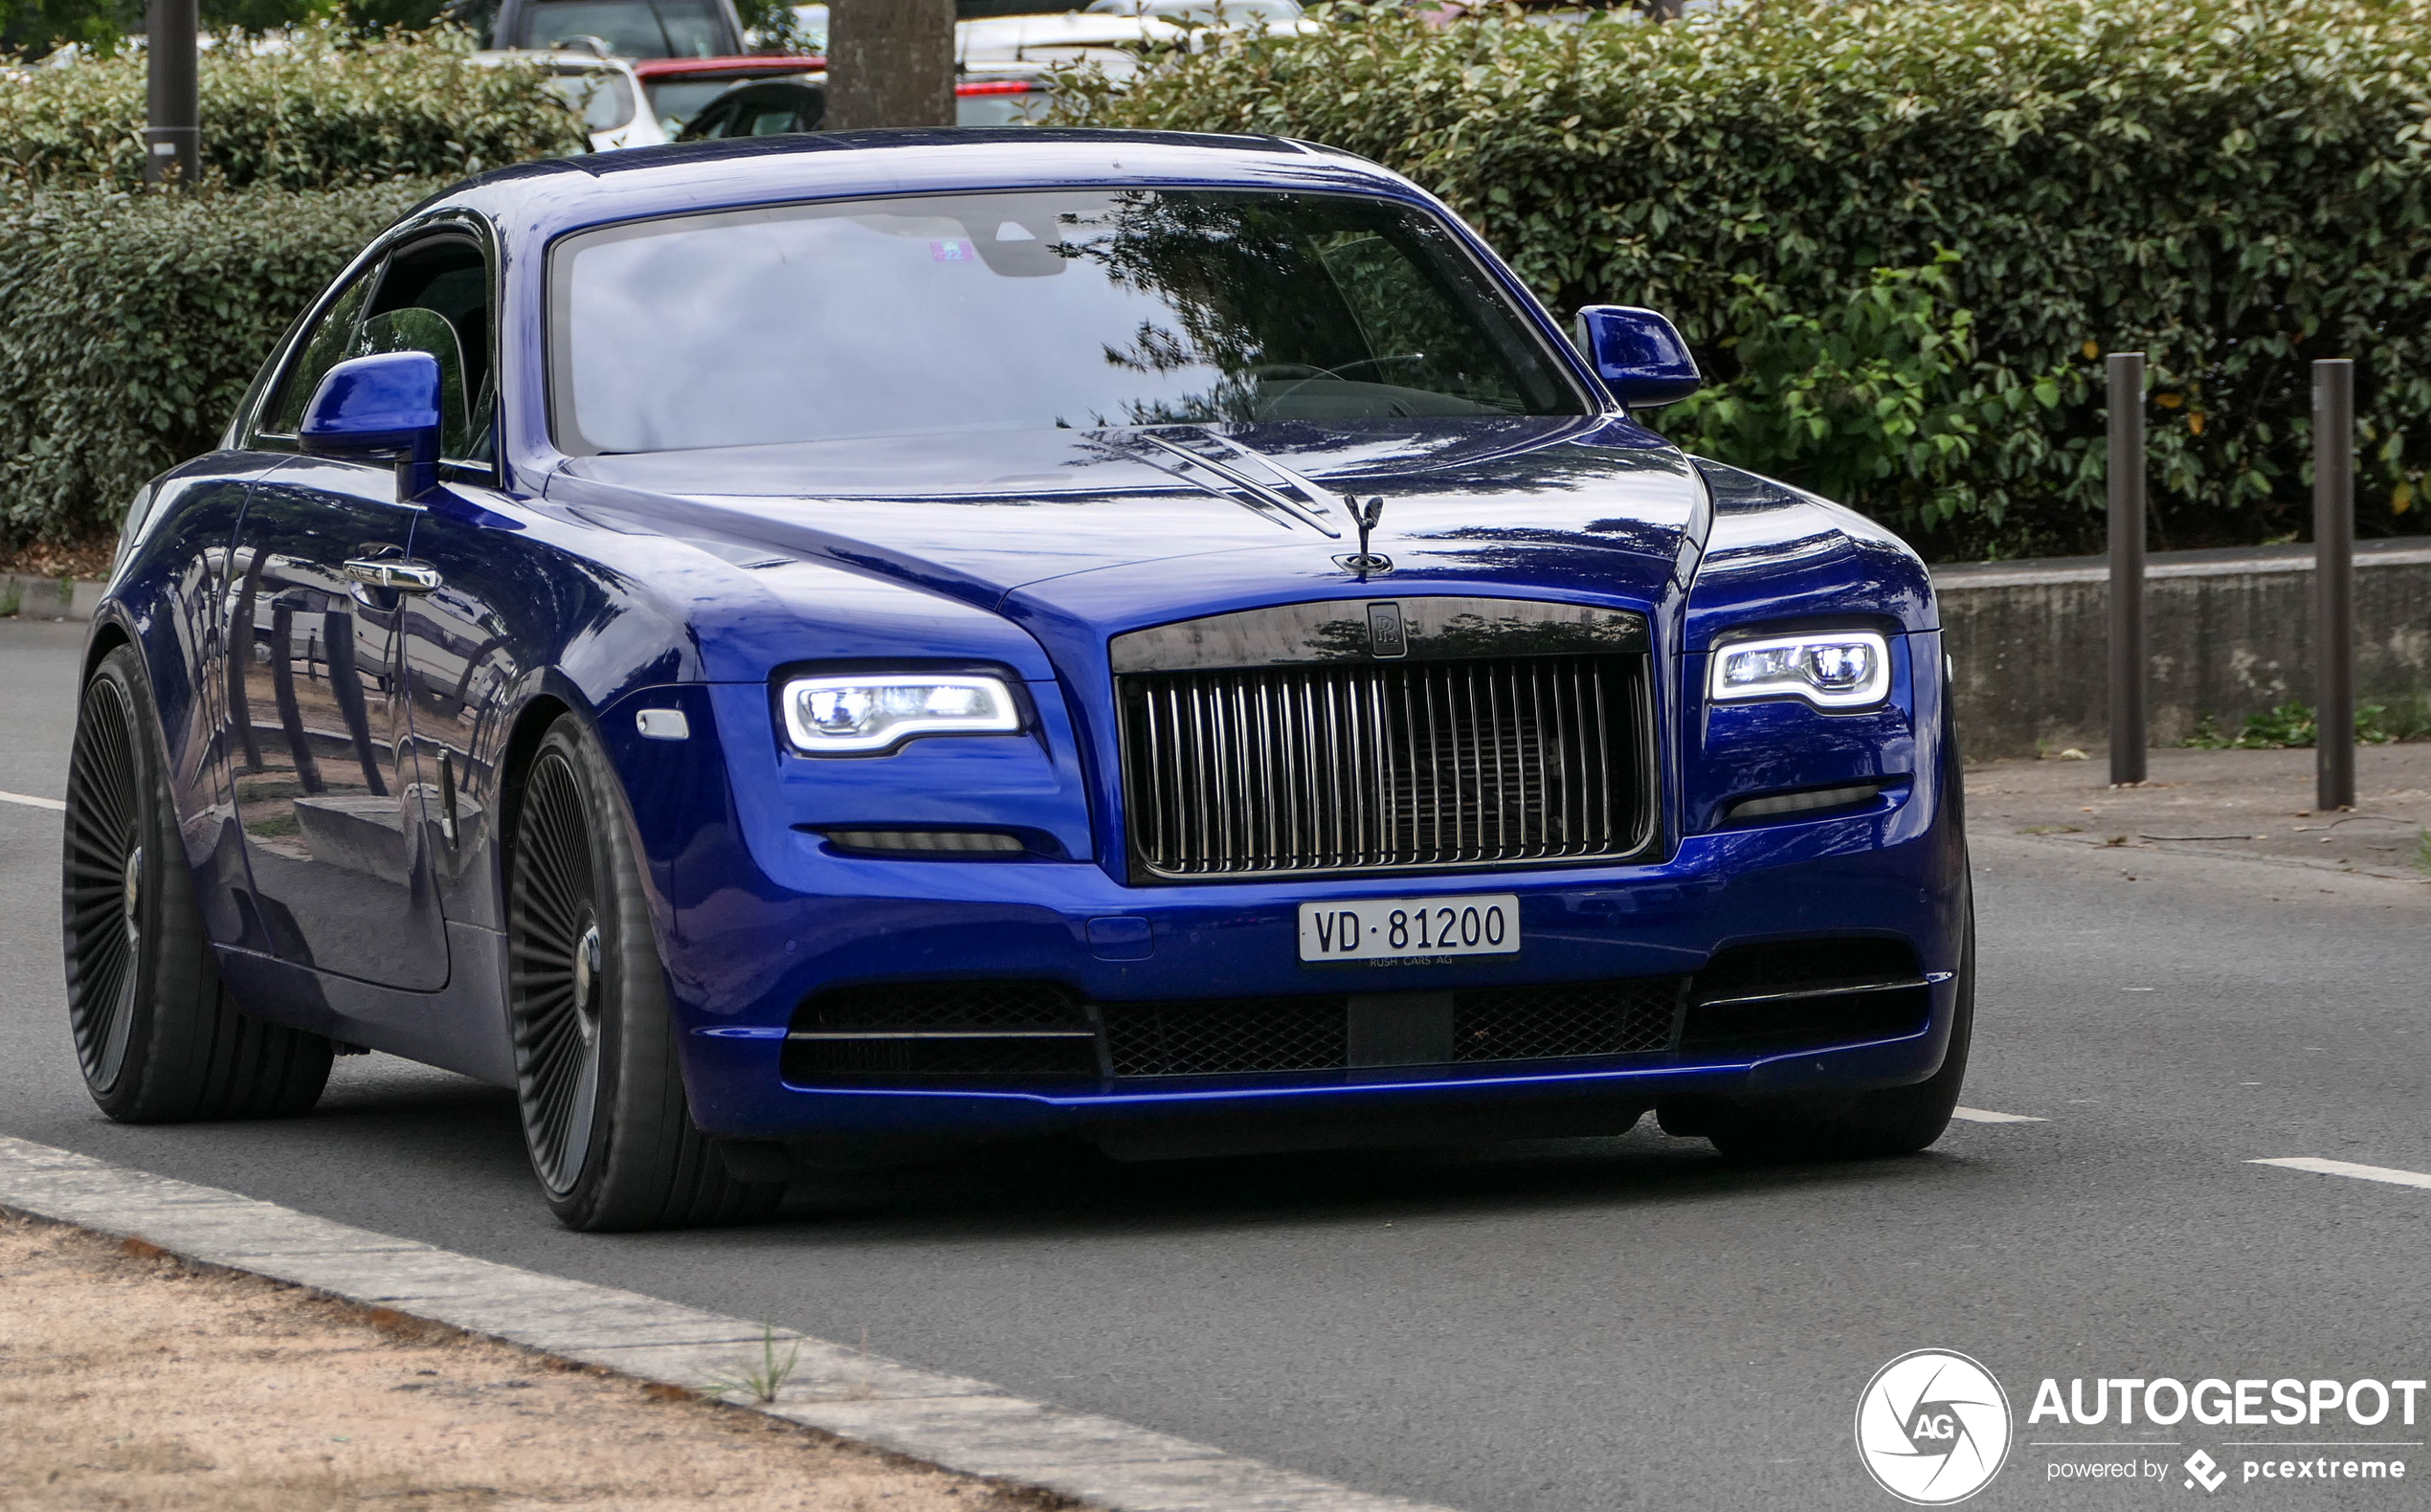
506,715,786,1231
61,645,332,1121
1698,902,1974,1163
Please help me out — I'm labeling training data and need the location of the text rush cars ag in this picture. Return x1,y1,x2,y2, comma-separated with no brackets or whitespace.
64,128,1970,1230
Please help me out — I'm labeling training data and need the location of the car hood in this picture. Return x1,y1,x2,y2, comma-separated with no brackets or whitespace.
546,415,1707,671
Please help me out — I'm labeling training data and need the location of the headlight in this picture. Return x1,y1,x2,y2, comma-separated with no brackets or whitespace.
1709,631,1891,709
779,674,1022,754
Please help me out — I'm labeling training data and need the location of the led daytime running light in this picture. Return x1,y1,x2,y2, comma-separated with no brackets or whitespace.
1709,632,1892,709
780,674,1021,754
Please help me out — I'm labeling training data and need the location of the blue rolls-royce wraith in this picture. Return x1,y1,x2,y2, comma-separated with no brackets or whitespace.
63,129,1971,1230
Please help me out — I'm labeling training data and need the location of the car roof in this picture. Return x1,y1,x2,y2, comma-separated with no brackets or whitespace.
425,129,1409,244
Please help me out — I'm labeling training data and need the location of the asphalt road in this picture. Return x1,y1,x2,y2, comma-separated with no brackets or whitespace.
4,617,2427,1511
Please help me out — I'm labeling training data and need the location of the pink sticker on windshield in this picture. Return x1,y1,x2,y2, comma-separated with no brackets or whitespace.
930,238,973,262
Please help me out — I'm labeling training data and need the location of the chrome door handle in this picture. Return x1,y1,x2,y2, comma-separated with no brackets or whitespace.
342,559,442,593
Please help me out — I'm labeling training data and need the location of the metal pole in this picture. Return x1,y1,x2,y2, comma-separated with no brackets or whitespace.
144,0,199,189
2314,359,2355,812
2107,352,2148,786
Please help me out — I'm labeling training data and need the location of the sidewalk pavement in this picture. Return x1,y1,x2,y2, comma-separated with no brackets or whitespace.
1964,743,2431,885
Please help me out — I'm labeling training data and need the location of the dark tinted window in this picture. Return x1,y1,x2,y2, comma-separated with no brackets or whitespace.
550,189,1585,456
367,240,496,465
264,274,373,436
679,83,819,140
646,75,747,131
519,0,726,58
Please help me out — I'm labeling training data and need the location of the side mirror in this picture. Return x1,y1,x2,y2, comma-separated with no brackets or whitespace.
300,351,443,501
1573,305,1702,409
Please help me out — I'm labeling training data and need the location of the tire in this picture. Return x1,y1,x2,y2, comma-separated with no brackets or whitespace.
506,714,786,1232
61,644,333,1122
1701,898,1975,1164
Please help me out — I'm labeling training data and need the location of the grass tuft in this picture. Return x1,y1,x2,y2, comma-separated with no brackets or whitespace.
702,1325,802,1405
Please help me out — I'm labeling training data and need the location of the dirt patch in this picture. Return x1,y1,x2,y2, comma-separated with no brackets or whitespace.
1965,743,2431,883
0,1212,1069,1511
0,534,113,585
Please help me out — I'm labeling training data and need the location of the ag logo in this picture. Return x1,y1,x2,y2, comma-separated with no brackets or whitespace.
1855,1349,2013,1504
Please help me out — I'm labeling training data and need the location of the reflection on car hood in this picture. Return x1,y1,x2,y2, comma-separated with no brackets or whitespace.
548,416,1707,634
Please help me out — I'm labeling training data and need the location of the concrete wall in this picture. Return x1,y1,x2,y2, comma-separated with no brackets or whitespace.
17,548,2430,763
1933,540,2431,758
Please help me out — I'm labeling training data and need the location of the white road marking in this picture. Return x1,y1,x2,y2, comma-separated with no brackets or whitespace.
0,789,65,812
1951,1107,2046,1123
2250,1156,2431,1190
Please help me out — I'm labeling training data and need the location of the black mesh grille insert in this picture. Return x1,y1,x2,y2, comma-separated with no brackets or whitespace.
778,950,1931,1087
1102,996,1348,1078
1454,979,1680,1061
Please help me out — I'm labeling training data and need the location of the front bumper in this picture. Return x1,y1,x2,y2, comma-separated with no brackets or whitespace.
659,801,1966,1146
596,640,1964,1150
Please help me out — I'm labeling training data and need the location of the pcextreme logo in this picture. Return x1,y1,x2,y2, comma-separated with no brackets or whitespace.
1856,1350,2016,1505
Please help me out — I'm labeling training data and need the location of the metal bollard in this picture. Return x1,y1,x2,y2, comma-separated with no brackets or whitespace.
2107,353,2148,786
144,0,199,189
2314,360,2355,812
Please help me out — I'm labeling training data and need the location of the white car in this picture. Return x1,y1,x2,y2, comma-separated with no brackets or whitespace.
468,48,669,153
957,0,1311,71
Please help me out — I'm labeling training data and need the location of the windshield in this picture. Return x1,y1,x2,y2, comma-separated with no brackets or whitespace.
644,75,752,131
549,189,1586,456
520,0,726,58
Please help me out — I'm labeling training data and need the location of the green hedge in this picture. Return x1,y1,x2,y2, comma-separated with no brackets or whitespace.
0,25,585,190
0,24,580,547
1059,0,2431,558
0,180,441,541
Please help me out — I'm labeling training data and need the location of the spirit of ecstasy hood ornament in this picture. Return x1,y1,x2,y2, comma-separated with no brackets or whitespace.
1333,496,1393,578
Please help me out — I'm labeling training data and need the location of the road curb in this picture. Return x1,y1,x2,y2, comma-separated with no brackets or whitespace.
0,1134,1455,1512
0,573,103,621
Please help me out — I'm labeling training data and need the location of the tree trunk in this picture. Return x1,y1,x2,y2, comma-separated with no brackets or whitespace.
825,0,956,131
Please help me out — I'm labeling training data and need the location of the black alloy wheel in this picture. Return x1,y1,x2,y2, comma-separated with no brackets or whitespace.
61,645,333,1122
509,745,606,1196
63,666,145,1093
506,715,786,1231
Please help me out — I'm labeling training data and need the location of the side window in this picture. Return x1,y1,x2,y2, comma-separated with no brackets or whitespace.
360,237,498,467
262,273,373,438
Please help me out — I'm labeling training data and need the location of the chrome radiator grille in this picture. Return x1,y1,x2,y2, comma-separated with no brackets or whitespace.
1120,654,1653,880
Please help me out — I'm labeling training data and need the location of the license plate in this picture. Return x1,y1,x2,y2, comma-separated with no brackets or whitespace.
1297,894,1521,963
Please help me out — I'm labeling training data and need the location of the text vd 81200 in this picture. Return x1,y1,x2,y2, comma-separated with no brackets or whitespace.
1298,895,1521,963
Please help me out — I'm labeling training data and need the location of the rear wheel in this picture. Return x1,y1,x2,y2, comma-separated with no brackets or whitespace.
62,645,332,1122
1700,901,1974,1163
507,715,786,1231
